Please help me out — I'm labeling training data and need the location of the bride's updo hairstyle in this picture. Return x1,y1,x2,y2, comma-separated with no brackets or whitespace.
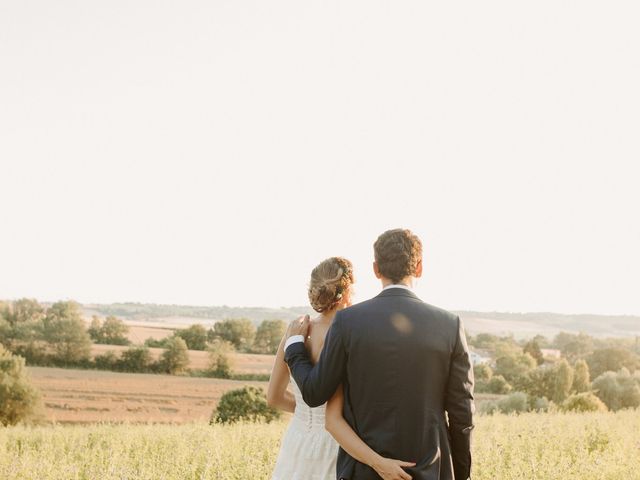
308,257,354,313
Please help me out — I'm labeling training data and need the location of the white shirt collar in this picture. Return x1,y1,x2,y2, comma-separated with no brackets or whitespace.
382,283,413,291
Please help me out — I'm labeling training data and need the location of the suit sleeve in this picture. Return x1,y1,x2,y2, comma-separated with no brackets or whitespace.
445,316,475,480
284,311,347,408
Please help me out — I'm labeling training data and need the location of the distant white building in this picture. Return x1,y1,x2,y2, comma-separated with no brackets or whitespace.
470,350,491,366
541,348,562,359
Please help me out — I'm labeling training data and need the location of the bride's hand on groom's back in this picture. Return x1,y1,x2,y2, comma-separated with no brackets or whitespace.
285,314,311,339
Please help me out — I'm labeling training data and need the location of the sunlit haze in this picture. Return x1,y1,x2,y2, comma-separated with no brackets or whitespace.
1,1,639,315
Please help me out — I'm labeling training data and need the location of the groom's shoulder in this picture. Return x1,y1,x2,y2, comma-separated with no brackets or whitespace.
419,301,459,322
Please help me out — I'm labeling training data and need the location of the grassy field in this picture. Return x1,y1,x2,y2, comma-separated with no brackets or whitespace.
0,411,638,479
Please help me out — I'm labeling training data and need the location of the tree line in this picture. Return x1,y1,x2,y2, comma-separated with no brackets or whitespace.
0,298,289,425
0,299,286,379
469,332,640,413
143,318,286,355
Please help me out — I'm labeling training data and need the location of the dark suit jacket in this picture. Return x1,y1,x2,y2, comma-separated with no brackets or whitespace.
285,288,475,480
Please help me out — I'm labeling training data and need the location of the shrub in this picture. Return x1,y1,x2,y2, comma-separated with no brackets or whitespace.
207,339,235,379
174,324,208,351
497,392,529,414
87,317,102,342
529,396,551,413
523,340,544,365
522,360,575,403
550,359,574,404
2,298,45,325
494,353,537,390
118,346,153,373
89,316,130,346
483,392,530,415
592,368,640,411
229,373,271,382
473,363,493,391
252,320,286,354
94,350,120,370
561,392,608,413
160,337,189,374
212,386,280,424
211,319,256,351
587,348,640,379
474,364,495,393
555,332,594,362
144,337,170,348
474,364,493,383
41,301,92,364
0,346,42,426
486,375,512,394
573,359,591,393
12,341,49,366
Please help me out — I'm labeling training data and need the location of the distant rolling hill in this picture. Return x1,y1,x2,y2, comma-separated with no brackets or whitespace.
82,302,639,340
456,311,639,339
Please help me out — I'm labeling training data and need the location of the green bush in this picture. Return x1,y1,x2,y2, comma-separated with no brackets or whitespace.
498,392,529,414
561,392,608,413
207,339,234,379
486,375,512,394
174,325,208,351
587,348,640,379
494,353,537,391
41,301,92,364
523,339,544,365
144,337,170,348
118,346,153,373
474,364,493,383
212,386,280,424
573,359,591,393
94,350,120,370
88,316,130,346
229,373,271,382
0,346,42,426
592,368,640,411
210,319,256,351
482,392,530,415
160,337,190,374
529,395,551,413
252,320,286,354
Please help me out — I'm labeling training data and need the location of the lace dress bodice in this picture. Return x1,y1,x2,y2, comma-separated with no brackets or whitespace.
290,376,328,428
271,378,338,480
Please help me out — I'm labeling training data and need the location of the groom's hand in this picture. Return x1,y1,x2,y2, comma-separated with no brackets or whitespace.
285,314,311,339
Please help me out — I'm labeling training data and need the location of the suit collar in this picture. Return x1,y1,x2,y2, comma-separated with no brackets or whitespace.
376,287,420,300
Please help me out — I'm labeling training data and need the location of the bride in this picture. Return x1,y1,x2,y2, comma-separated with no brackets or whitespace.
268,257,415,480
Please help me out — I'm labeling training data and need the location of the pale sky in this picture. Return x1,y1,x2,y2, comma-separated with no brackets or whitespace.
1,1,639,315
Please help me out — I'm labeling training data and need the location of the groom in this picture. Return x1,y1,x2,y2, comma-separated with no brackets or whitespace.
284,229,474,480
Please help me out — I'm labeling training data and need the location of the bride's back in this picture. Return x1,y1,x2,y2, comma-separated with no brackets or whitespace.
289,317,331,421
306,318,331,364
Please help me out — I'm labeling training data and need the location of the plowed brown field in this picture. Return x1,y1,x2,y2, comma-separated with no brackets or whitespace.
27,366,271,424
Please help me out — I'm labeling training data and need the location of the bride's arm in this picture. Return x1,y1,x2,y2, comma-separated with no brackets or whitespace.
326,385,415,480
266,335,296,413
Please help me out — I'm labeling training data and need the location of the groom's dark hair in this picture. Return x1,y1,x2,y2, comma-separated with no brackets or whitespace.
374,229,422,283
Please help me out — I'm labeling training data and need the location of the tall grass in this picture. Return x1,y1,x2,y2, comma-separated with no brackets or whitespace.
0,411,638,479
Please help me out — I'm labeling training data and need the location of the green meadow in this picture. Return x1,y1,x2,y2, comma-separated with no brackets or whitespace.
1,411,638,480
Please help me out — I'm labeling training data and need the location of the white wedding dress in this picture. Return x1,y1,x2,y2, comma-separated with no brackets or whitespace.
271,378,338,480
